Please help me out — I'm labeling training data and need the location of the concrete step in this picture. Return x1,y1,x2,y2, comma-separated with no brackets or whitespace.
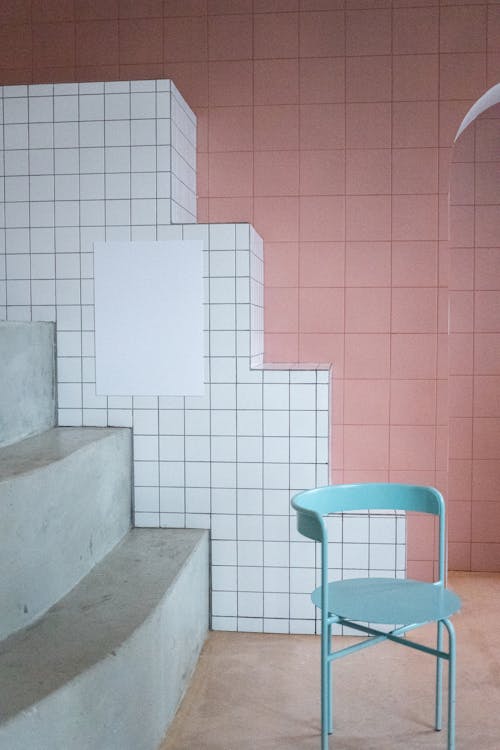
0,427,132,638
0,528,209,750
0,321,56,448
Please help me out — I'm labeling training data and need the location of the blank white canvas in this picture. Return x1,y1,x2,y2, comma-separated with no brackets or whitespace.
94,240,204,396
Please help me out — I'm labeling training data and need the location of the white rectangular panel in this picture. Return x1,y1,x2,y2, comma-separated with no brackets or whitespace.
94,240,204,396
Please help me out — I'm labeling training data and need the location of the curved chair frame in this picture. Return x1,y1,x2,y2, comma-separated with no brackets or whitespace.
291,483,461,750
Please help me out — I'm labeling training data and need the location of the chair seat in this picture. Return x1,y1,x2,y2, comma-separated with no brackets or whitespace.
311,577,461,626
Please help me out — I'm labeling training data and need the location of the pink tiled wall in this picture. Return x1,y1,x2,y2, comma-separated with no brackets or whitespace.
0,0,499,575
449,103,500,572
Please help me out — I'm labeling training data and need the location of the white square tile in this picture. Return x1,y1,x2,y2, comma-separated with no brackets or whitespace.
212,540,237,567
159,487,185,513
212,461,237,489
211,410,237,436
159,460,184,487
54,94,78,122
79,94,105,120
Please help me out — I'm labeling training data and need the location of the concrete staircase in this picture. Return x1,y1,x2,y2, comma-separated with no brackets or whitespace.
0,321,208,750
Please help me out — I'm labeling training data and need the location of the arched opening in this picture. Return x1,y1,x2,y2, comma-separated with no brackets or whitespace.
448,85,500,572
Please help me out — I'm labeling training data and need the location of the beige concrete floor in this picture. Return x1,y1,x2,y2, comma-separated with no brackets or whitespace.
161,573,500,750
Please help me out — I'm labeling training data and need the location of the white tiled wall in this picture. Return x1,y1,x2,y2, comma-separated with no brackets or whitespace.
0,79,404,634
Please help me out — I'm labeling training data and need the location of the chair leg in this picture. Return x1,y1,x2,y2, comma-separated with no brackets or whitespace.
321,621,329,750
327,622,333,734
435,620,443,731
443,619,457,750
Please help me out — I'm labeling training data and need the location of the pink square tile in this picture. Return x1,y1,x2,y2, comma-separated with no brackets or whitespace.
345,242,391,287
164,16,208,62
393,54,439,101
264,242,299,287
344,333,390,379
391,287,437,334
346,196,391,242
474,333,500,375
208,0,251,12
449,332,473,376
449,290,474,333
197,152,208,197
0,24,32,70
208,106,253,152
299,242,345,287
475,162,500,205
448,458,472,501
209,60,253,106
75,0,118,19
471,543,500,572
75,21,117,66
208,196,252,223
406,513,437,560
440,5,487,54
345,287,391,334
438,147,452,194
346,103,391,149
299,150,345,196
299,10,345,57
254,196,299,242
450,248,474,291
440,100,475,149
345,9,391,55
475,206,500,248
343,425,389,471
299,287,344,333
472,503,500,543
475,290,500,333
299,57,345,104
392,101,438,148
449,162,475,206
163,62,209,108
406,560,435,582
344,470,389,485
447,543,471,572
254,151,299,197
119,18,162,64
208,151,253,197
208,13,252,60
0,1,30,23
196,107,209,152
164,0,207,15
488,5,500,53
449,205,474,248
392,7,439,54
343,379,390,425
392,148,438,195
119,0,162,17
472,458,500,502
346,55,392,103
299,333,344,373
299,103,346,150
487,53,500,89
448,501,471,542
473,375,500,418
33,0,75,22
390,379,437,426
392,195,438,242
255,0,298,10
448,375,473,417
392,242,438,287
475,249,500,291
439,53,486,101
253,11,298,59
264,332,299,363
197,197,209,222
452,123,474,161
346,149,391,195
254,59,299,106
390,333,437,379
299,196,345,242
475,119,500,162
389,425,437,471
449,416,473,460
254,105,299,151
264,287,299,333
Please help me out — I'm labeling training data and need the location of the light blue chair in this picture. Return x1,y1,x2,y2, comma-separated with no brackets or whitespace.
291,483,461,750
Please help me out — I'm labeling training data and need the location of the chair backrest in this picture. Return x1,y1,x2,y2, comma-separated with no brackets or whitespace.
291,483,446,583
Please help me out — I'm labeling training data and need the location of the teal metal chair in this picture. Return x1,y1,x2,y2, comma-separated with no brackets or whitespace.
291,484,461,750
